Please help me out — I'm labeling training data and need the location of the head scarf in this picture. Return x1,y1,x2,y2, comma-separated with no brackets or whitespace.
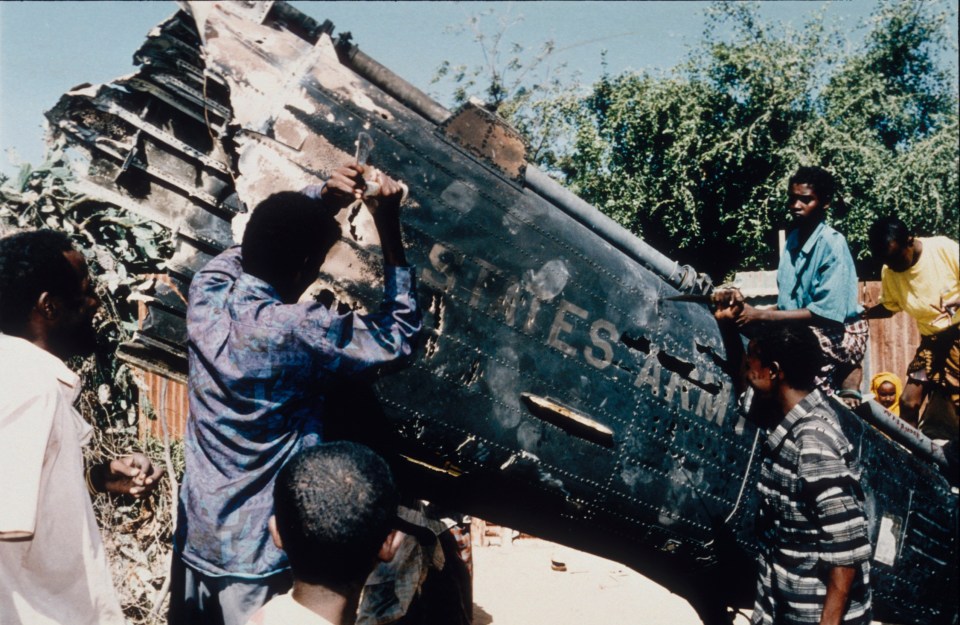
870,372,902,416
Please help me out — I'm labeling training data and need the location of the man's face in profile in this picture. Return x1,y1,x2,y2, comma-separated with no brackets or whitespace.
880,238,915,273
53,250,101,358
744,341,773,398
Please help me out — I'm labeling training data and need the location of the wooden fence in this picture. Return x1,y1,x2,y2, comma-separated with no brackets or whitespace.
860,281,920,386
137,369,190,440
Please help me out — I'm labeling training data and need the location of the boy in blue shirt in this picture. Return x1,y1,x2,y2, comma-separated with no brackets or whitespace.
714,166,867,401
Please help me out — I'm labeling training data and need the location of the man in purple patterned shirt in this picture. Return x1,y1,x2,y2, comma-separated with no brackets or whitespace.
169,164,421,625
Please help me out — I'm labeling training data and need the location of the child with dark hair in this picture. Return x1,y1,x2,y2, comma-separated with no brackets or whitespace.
246,442,401,625
870,372,903,416
748,323,825,393
745,324,872,625
863,215,959,441
714,166,868,403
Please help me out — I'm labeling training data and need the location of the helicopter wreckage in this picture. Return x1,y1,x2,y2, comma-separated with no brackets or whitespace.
44,2,957,623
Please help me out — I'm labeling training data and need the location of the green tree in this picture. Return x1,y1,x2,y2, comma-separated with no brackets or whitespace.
560,1,958,281
431,7,583,169
438,1,958,282
816,1,959,262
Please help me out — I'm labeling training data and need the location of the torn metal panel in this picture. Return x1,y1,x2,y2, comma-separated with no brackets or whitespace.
520,393,615,448
44,3,958,624
441,102,527,181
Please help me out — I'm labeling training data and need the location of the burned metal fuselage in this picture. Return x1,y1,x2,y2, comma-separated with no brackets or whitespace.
46,2,957,624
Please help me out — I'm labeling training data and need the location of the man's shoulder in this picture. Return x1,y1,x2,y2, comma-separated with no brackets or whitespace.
188,247,253,326
879,263,908,291
924,236,959,256
784,223,849,260
817,224,853,254
791,409,851,460
793,407,844,436
245,592,333,625
0,339,63,439
204,245,244,270
189,247,286,315
0,336,67,396
189,247,243,294
786,392,846,439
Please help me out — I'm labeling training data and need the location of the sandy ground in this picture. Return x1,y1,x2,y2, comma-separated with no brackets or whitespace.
471,535,752,625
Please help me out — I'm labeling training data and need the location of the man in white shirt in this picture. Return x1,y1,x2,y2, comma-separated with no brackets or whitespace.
0,229,163,625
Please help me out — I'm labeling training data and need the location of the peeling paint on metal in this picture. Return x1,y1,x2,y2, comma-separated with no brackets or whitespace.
485,347,522,429
523,259,570,301
42,5,959,622
439,180,479,215
517,421,541,452
501,212,522,236
521,393,614,447
455,435,476,453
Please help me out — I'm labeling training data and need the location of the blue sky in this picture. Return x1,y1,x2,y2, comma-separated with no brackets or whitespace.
1,1,957,177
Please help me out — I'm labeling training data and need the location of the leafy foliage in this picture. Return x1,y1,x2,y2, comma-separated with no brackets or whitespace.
431,7,583,168
564,1,958,281
438,1,959,282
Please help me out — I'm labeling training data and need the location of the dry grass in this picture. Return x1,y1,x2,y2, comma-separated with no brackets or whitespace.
86,429,183,624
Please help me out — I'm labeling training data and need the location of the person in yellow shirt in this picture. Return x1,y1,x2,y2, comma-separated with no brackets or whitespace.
863,216,959,443
870,372,902,416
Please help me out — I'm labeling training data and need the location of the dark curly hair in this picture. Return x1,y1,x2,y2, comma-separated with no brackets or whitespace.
867,215,912,260
0,229,78,335
273,441,398,586
789,166,838,208
749,323,824,391
241,192,341,291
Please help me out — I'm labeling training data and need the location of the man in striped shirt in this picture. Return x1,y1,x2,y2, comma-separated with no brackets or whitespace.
745,324,872,625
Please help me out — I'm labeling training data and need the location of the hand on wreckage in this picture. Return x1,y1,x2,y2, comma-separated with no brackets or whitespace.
322,163,409,265
711,287,745,323
711,287,769,327
365,169,406,218
366,169,409,267
321,164,407,215
321,164,368,211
